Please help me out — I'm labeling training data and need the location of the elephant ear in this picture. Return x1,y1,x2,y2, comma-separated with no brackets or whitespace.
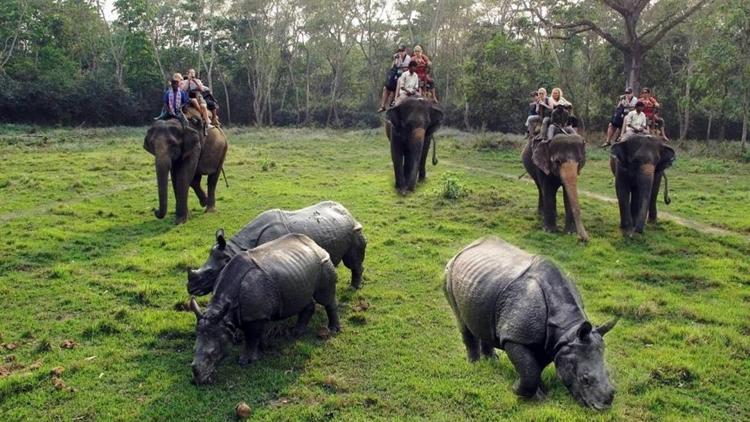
532,140,552,175
657,143,676,173
426,105,443,139
386,106,402,133
610,140,628,168
181,127,202,160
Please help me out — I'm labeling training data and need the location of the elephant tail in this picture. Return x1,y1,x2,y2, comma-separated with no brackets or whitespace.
221,167,229,188
663,173,671,205
432,137,438,165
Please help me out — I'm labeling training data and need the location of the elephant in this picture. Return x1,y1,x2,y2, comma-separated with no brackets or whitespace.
385,98,443,195
609,135,675,236
143,115,228,224
522,127,589,241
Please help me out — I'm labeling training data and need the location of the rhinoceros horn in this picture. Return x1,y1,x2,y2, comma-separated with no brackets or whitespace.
597,317,620,336
189,296,204,320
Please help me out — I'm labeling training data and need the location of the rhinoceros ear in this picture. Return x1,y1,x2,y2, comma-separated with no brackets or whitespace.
215,229,226,249
189,296,204,320
577,321,593,340
596,317,620,336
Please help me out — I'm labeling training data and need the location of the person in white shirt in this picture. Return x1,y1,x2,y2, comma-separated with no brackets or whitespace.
621,101,648,140
378,45,411,112
394,60,420,106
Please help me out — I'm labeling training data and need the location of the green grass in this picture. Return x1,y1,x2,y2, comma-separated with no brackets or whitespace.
0,126,748,421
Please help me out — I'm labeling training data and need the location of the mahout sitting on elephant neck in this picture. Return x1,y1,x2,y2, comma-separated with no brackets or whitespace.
188,201,366,295
190,233,340,385
444,237,618,409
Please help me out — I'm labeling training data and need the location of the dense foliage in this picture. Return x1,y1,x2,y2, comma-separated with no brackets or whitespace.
0,0,747,144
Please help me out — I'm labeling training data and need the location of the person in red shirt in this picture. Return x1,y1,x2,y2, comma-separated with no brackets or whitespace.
639,87,660,128
411,45,431,95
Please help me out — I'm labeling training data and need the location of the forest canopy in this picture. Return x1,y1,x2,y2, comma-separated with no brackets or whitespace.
0,0,747,143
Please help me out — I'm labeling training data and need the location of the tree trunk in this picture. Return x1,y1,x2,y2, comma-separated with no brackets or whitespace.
624,48,642,93
304,48,311,124
706,111,713,142
220,72,231,125
742,90,748,153
680,48,693,141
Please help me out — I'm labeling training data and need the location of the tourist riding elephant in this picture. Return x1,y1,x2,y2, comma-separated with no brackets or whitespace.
522,132,589,242
610,135,675,236
385,98,443,195
143,116,228,224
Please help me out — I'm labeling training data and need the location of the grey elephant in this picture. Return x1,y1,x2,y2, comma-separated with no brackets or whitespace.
610,135,675,236
444,237,618,409
143,115,228,224
522,109,588,241
187,201,366,295
385,98,443,195
190,233,340,385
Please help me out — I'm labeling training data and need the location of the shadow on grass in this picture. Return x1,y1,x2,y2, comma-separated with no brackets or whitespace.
134,309,341,420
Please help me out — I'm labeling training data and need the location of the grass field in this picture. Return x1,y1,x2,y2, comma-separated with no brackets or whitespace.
1,125,749,421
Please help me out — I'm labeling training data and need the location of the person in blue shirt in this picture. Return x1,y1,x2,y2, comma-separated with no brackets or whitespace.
155,73,189,127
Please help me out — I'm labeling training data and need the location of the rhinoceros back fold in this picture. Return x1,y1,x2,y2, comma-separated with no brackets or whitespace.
283,201,357,264
243,234,328,320
445,237,536,344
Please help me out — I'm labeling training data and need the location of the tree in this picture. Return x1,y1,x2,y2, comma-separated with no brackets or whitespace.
534,0,711,92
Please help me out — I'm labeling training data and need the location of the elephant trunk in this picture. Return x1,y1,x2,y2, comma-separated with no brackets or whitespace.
634,164,655,233
154,158,171,219
560,161,589,242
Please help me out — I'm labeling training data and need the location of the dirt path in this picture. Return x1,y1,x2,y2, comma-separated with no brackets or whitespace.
445,160,749,241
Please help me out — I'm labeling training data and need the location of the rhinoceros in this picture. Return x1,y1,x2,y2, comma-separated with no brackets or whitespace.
190,233,339,385
188,201,366,295
444,237,618,409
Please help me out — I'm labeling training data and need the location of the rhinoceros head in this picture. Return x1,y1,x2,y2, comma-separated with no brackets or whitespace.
189,298,232,385
187,229,234,296
554,319,619,410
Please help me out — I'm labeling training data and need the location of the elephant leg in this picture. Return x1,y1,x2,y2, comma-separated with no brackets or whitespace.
292,302,316,338
418,137,430,182
615,171,634,235
390,140,406,193
342,231,366,289
205,171,220,212
171,165,191,224
648,172,662,223
405,138,422,191
505,342,545,400
460,323,480,362
541,180,558,232
534,178,543,217
239,320,265,366
190,173,207,207
562,186,575,234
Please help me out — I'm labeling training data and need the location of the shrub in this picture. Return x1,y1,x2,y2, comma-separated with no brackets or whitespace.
436,172,470,200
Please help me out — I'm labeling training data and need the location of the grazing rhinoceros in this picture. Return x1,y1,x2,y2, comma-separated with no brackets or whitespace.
187,201,366,295
190,233,340,385
444,237,618,410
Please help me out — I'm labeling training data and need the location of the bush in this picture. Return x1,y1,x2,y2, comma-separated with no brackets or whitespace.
435,172,470,200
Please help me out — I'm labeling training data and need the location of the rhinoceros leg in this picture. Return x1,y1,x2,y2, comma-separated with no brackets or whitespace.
314,261,341,333
292,302,316,338
480,340,497,359
460,324,480,362
342,231,366,289
239,321,265,366
505,342,546,400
